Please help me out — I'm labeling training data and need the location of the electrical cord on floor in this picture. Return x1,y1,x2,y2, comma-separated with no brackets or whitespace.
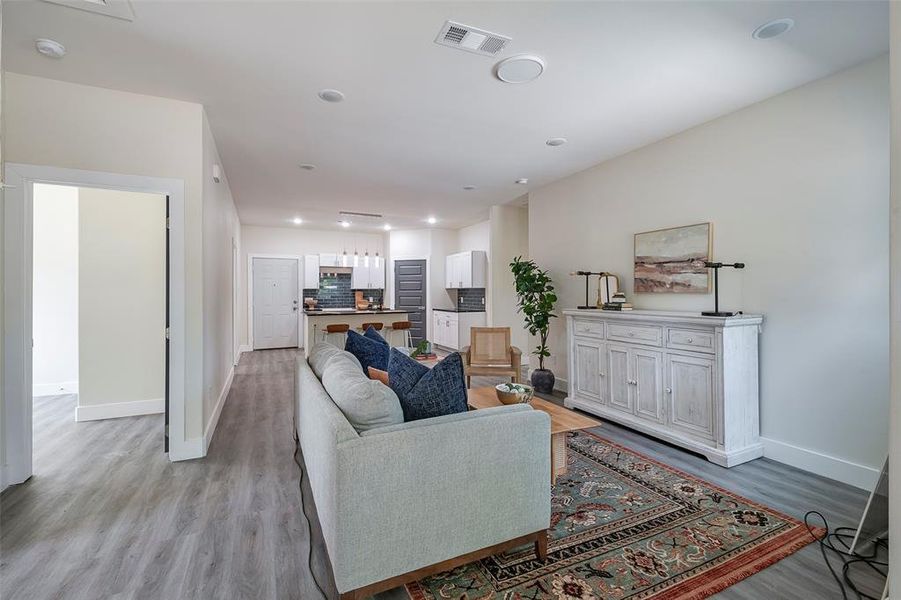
803,511,888,600
293,427,329,600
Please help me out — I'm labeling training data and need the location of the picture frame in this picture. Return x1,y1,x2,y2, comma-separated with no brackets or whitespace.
634,222,712,293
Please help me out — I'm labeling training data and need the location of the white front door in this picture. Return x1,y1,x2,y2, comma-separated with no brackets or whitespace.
253,258,298,350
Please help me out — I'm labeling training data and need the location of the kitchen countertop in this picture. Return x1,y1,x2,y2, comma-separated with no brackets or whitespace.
303,308,409,316
433,308,486,313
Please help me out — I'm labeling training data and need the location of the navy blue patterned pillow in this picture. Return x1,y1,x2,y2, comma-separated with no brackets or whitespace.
363,325,389,346
387,348,468,421
345,330,389,374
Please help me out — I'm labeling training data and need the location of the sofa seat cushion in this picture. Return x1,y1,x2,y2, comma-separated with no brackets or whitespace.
309,342,361,380
345,330,389,374
321,352,403,433
387,348,468,422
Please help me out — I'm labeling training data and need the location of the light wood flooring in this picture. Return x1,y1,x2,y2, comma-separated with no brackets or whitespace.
0,349,885,599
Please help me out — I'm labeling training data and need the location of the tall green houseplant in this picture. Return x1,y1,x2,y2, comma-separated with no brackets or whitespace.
510,257,558,393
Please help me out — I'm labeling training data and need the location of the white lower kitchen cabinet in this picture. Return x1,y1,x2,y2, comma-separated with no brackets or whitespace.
431,310,486,351
564,309,763,467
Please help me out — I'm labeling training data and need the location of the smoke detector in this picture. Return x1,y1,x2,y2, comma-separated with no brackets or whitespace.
435,21,510,57
35,39,67,58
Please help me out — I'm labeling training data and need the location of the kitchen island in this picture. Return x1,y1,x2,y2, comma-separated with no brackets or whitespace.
302,309,409,356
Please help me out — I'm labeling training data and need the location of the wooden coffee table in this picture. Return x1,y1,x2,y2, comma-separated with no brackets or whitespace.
468,387,601,484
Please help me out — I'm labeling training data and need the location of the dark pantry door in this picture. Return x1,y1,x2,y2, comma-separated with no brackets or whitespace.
394,259,427,346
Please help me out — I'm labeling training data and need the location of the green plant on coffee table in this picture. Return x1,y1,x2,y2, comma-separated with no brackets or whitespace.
409,339,430,359
510,256,558,370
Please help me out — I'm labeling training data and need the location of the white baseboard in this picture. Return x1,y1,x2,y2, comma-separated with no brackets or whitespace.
169,437,204,461
761,437,881,491
553,376,568,393
239,344,252,354
33,381,79,397
203,366,234,454
75,398,164,422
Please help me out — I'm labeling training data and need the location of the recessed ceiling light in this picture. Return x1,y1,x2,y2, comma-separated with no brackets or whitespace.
340,220,351,228
494,54,545,84
292,217,303,225
318,89,345,103
427,216,438,225
515,178,529,185
35,38,66,59
752,18,795,40
546,137,567,147
463,185,476,191
383,224,392,231
299,163,316,171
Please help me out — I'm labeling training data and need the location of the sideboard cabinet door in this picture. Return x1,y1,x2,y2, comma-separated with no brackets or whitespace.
607,344,632,415
633,348,664,424
666,353,716,441
573,338,604,404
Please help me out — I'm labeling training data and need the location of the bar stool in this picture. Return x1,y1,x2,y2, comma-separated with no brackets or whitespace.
321,323,350,348
359,322,384,333
389,321,413,348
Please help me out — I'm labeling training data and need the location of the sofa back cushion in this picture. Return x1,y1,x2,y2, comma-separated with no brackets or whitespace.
321,352,404,433
309,342,361,380
387,348,468,422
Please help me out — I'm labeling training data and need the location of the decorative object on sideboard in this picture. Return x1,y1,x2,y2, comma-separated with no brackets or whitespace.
596,274,620,308
571,271,617,309
634,222,711,293
512,256,558,394
304,297,318,310
602,290,633,311
696,260,746,317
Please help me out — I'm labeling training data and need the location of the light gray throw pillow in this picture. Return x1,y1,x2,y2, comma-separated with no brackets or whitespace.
309,342,361,380
321,352,404,433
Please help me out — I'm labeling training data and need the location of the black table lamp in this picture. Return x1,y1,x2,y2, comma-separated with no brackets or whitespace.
571,271,610,309
701,261,745,317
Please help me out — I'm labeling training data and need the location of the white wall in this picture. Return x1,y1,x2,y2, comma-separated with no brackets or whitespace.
32,184,79,396
529,57,890,488
240,225,385,347
888,3,900,591
5,72,206,440
489,204,529,360
77,187,166,420
202,110,240,446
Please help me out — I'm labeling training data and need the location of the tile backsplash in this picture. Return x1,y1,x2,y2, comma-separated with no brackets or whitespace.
457,288,486,311
304,273,384,309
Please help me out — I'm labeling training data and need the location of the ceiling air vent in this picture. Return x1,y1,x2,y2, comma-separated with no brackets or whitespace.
434,20,511,57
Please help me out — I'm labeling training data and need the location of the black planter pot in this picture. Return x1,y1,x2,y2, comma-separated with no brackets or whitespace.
530,369,556,394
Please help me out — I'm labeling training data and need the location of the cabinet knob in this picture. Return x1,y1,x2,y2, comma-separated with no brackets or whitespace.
628,332,635,337
686,338,693,343
666,387,672,394
599,372,605,378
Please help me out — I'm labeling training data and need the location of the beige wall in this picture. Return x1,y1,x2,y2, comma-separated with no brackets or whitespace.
240,225,385,347
78,187,165,413
5,72,206,439
529,57,889,487
32,184,79,394
202,111,240,432
489,203,529,361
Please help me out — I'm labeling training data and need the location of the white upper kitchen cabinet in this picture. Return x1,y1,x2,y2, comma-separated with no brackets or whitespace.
351,260,386,290
445,251,487,289
303,255,320,289
319,253,340,268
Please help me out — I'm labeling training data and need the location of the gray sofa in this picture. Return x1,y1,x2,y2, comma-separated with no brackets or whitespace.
295,346,551,599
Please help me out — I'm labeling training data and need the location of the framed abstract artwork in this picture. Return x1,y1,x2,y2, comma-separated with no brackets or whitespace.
634,222,711,293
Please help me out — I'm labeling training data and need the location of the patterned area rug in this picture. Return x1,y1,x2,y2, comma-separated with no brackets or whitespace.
407,430,818,600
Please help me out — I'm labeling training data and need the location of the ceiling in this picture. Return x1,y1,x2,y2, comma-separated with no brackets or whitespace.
2,1,889,231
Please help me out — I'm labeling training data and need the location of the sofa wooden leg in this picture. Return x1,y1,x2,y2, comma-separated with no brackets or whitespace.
535,531,548,562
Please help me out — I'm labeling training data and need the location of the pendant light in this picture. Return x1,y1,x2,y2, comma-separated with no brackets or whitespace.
353,236,359,267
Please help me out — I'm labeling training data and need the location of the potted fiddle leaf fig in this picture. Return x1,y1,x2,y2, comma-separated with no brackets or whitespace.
510,256,558,394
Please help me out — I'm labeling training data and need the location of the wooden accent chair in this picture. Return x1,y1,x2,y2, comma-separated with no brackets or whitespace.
461,327,522,388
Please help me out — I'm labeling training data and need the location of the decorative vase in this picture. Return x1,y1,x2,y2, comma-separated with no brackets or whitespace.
530,369,555,394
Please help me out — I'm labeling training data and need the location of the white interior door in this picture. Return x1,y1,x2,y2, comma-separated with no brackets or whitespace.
253,258,298,350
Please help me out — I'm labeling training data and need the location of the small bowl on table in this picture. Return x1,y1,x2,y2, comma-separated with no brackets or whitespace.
495,383,534,405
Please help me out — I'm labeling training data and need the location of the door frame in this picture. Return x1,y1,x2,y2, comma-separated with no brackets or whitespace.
389,254,430,341
232,238,240,366
247,254,302,350
2,163,188,488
